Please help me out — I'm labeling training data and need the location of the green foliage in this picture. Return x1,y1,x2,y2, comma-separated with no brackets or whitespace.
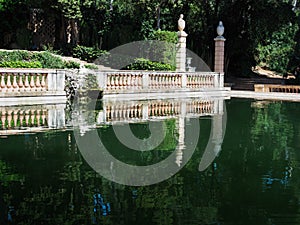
0,61,42,68
63,60,80,69
32,51,65,68
0,51,80,69
150,30,177,44
72,45,108,62
124,58,176,71
84,64,98,69
57,0,82,19
256,23,298,73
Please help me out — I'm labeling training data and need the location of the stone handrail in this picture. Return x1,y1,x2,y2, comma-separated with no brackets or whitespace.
97,71,224,92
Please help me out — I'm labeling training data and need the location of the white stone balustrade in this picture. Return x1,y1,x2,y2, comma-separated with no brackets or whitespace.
105,72,143,90
98,71,224,93
0,69,66,100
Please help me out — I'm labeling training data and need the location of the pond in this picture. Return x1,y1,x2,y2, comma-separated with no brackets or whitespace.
1,98,300,225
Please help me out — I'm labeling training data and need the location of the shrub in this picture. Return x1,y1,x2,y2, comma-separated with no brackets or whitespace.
72,45,108,62
32,51,65,68
148,30,177,66
124,58,176,71
63,61,80,69
84,64,98,70
149,30,178,44
0,61,42,68
0,50,87,69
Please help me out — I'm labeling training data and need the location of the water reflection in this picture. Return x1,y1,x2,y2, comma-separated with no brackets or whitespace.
71,97,226,185
1,98,300,224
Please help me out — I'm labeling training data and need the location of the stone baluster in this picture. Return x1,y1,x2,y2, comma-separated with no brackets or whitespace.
156,75,160,88
122,74,127,88
106,74,111,90
30,73,36,91
41,73,47,91
159,75,163,88
0,73,6,92
12,73,18,92
198,76,201,88
149,75,153,88
36,73,41,91
117,74,122,89
131,74,135,88
127,74,131,88
138,74,142,89
115,75,119,89
24,73,30,91
195,75,199,88
206,76,209,87
169,75,173,88
18,73,24,92
166,75,170,88
6,73,12,92
110,75,115,90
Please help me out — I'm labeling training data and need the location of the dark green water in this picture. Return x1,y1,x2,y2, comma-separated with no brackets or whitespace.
1,98,300,225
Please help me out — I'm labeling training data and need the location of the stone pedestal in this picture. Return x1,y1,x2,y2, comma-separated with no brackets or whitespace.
214,36,226,73
176,31,188,72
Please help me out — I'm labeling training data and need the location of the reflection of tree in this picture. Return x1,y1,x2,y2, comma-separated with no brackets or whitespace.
251,102,293,160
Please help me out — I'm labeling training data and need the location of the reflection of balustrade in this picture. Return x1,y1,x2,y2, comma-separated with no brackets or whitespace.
106,104,143,122
0,109,48,129
186,100,214,114
99,98,221,125
0,104,65,134
148,102,181,117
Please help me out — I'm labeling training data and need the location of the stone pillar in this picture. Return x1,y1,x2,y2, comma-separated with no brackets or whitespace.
176,14,188,72
214,21,226,73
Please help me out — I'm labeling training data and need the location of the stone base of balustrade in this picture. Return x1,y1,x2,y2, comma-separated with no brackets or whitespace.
102,87,231,101
0,91,66,106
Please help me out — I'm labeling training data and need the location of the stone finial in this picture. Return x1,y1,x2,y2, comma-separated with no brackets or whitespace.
217,21,224,36
178,14,185,31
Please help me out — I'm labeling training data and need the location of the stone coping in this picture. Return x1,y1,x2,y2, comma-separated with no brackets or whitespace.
230,90,300,102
